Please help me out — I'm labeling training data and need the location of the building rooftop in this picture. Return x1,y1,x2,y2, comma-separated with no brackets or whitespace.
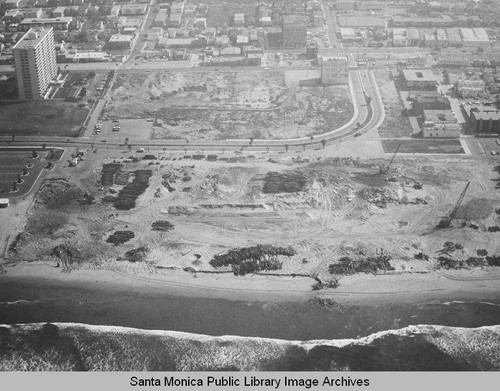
13,27,52,50
402,69,437,82
472,110,500,121
20,17,72,24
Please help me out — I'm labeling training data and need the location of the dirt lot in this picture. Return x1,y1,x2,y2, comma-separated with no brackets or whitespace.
106,70,353,140
0,101,88,137
374,71,414,138
7,151,500,286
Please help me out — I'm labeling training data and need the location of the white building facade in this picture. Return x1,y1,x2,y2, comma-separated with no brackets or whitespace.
13,27,57,100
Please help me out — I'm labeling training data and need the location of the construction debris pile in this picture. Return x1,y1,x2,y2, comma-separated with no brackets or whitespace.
210,245,296,276
261,171,308,194
103,169,152,210
106,230,135,246
329,255,394,276
119,246,149,263
151,220,174,232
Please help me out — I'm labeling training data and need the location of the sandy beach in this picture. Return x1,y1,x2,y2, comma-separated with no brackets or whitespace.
2,261,500,306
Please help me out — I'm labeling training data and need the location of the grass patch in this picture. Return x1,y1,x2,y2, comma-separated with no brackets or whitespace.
0,101,88,137
382,139,465,154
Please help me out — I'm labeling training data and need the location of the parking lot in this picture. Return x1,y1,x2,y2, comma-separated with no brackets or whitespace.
477,137,500,158
91,118,153,143
0,150,46,198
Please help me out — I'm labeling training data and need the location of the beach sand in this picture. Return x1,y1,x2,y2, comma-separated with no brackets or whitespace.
2,261,500,306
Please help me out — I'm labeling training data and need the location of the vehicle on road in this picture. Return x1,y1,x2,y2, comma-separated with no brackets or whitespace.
137,148,145,153
491,151,498,155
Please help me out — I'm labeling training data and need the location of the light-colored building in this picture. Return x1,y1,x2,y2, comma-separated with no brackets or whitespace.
460,27,490,47
234,13,245,27
321,56,349,85
52,7,66,18
422,109,461,137
120,3,148,16
339,27,356,42
392,28,407,47
13,28,57,100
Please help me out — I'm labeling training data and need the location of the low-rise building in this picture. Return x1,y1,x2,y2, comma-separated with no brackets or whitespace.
392,28,407,47
120,3,148,16
106,34,133,50
401,69,437,90
321,56,349,85
470,110,500,134
19,17,73,31
339,27,356,42
422,109,461,137
282,14,307,49
456,79,486,99
234,13,245,27
52,7,66,18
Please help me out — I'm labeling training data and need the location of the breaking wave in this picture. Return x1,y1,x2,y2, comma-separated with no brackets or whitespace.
0,322,499,371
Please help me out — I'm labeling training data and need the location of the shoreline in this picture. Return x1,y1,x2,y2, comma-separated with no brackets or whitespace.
2,262,500,306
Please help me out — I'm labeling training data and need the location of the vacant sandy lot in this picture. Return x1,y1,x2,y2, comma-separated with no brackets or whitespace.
6,150,500,294
374,71,413,138
107,70,353,140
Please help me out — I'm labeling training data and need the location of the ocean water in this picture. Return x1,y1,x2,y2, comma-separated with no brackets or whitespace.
1,277,500,340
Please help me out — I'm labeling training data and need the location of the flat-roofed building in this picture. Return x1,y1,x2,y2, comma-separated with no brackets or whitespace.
446,28,462,47
106,34,133,50
19,17,73,31
234,13,245,27
121,3,148,16
52,7,66,18
321,56,349,85
436,29,447,48
422,109,461,137
456,79,486,99
460,27,490,47
339,27,356,42
338,15,385,28
166,13,182,28
407,28,420,46
157,37,194,48
282,14,307,49
401,69,438,90
470,110,500,134
22,8,43,19
13,27,57,100
392,28,407,46
424,33,436,47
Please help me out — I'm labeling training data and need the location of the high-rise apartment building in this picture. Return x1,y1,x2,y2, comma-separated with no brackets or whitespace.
13,27,57,100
